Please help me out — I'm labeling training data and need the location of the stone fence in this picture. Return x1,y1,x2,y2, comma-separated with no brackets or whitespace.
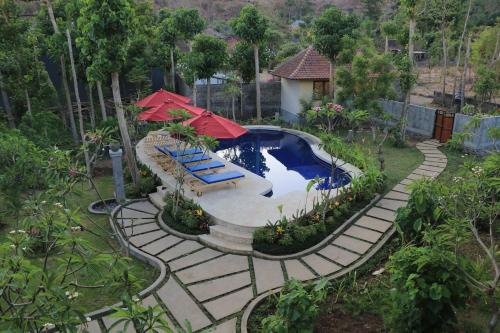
181,81,281,120
453,113,500,153
378,99,436,137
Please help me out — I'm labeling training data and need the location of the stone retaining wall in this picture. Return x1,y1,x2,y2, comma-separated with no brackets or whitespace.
453,113,500,153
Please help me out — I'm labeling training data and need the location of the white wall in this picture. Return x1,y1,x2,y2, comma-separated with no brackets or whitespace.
280,79,313,121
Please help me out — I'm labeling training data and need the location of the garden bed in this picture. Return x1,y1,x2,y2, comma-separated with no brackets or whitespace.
252,197,373,256
160,193,210,235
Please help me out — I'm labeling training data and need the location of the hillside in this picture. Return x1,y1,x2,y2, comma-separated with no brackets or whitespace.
153,0,365,23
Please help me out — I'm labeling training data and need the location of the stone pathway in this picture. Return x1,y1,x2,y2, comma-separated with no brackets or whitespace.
83,140,447,333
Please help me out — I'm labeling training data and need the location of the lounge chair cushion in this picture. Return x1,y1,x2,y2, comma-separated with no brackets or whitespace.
165,146,203,157
177,154,211,164
186,161,225,172
193,171,244,184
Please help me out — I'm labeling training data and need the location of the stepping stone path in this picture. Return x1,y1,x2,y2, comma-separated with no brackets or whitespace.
89,140,446,333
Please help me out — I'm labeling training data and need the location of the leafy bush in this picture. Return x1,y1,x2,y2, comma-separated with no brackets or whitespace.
262,279,329,333
385,245,469,333
394,178,446,243
18,112,71,148
125,163,161,199
162,192,210,234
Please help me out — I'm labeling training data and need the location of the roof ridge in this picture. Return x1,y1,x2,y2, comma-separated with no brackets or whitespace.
290,46,312,79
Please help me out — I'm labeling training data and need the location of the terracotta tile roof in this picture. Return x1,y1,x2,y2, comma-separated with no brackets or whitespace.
272,46,330,81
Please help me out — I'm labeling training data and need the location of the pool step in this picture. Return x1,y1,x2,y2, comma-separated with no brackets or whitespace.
199,234,253,255
209,225,253,245
148,186,169,208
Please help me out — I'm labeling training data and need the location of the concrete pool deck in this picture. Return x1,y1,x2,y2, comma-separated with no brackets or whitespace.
136,126,361,251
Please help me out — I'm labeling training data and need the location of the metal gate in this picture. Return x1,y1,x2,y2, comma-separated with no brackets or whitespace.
433,110,455,143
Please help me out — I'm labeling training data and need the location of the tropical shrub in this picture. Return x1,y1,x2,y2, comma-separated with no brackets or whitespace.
125,163,161,198
385,245,469,333
394,178,446,243
162,192,210,234
262,279,329,333
18,111,71,148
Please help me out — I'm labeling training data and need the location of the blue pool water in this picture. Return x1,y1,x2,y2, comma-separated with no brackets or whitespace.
215,129,351,197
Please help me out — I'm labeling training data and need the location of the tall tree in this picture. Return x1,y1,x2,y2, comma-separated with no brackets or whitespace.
42,0,79,144
77,0,140,186
381,20,398,54
399,0,421,141
157,9,177,90
231,4,269,122
312,7,359,99
190,34,227,111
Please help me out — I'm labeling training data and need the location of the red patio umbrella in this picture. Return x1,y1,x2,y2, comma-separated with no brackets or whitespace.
182,112,248,139
137,101,205,122
135,88,191,108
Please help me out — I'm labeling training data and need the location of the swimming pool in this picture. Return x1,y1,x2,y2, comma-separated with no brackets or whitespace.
215,129,351,197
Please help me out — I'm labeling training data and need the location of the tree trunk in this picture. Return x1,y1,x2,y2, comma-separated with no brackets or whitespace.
385,36,389,54
88,83,96,129
170,48,175,91
111,72,140,186
193,77,197,106
0,72,15,128
61,56,78,144
96,80,107,121
24,89,32,117
441,23,448,107
231,95,236,121
240,80,244,118
66,29,92,184
460,36,471,111
401,17,416,142
45,0,78,144
253,44,262,121
329,61,335,99
207,78,211,111
451,0,472,107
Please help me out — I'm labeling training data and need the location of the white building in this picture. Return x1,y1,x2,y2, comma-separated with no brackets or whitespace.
272,46,331,122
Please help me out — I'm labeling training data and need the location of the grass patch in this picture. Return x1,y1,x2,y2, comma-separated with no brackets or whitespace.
0,176,158,313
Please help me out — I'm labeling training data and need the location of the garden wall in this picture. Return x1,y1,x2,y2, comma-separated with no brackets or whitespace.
453,113,500,153
433,91,499,113
189,81,281,120
378,99,437,137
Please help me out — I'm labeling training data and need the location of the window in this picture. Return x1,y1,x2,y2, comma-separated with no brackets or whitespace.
313,81,329,100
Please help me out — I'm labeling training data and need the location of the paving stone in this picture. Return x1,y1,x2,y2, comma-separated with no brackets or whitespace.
392,183,411,194
141,235,182,255
400,178,413,185
383,191,409,202
302,254,341,276
141,295,177,332
158,240,204,262
115,218,157,228
407,173,426,181
188,271,251,302
376,198,407,211
177,254,248,284
344,225,382,243
118,208,156,219
332,235,372,254
319,245,360,266
102,316,135,332
129,230,168,247
169,248,223,271
284,259,316,281
203,287,254,320
253,258,285,293
355,215,393,233
79,320,101,333
413,168,440,177
366,207,396,222
126,201,159,213
418,149,441,154
418,164,444,173
211,318,238,333
422,161,447,168
124,223,160,236
423,152,446,157
157,278,212,331
425,157,447,163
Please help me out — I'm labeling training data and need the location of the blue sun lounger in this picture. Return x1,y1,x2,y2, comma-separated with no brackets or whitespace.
189,170,245,196
155,145,203,157
186,160,225,173
177,154,211,164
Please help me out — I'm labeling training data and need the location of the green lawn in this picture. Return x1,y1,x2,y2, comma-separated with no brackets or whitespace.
0,176,158,313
